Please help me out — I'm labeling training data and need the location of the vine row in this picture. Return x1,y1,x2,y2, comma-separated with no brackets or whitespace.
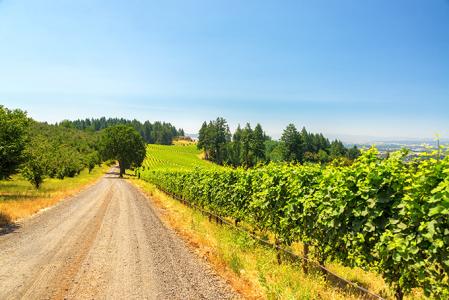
140,148,449,299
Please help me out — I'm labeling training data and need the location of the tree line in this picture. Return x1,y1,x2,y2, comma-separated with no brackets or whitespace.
197,118,360,167
59,117,184,145
1,106,146,188
21,121,102,188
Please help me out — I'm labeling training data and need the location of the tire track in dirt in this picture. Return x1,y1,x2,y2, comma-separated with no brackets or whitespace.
19,182,114,300
50,184,113,299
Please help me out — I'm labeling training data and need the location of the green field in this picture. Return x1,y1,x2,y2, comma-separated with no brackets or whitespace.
141,144,216,171
138,146,448,299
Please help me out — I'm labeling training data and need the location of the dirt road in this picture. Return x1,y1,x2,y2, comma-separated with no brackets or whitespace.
0,169,237,300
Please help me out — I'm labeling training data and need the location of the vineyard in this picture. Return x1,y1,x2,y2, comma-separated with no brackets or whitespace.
141,144,215,171
139,146,449,299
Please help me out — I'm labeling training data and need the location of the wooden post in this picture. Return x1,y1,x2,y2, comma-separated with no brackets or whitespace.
303,243,309,274
395,287,403,300
275,239,281,265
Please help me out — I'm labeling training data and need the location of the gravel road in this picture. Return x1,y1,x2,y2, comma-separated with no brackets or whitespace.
0,169,237,300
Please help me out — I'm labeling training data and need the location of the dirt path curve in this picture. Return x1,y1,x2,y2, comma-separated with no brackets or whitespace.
0,169,237,300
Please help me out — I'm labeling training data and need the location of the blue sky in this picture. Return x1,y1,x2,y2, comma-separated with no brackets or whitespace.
1,0,448,141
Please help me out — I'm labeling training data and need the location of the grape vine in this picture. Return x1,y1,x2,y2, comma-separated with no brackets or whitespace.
139,147,449,299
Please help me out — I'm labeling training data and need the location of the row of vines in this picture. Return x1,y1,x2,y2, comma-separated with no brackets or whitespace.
139,148,449,299
141,144,213,171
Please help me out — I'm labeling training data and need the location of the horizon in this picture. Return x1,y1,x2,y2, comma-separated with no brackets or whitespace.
19,113,449,144
1,0,448,141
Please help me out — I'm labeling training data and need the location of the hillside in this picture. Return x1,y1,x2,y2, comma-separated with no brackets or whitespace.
141,144,216,171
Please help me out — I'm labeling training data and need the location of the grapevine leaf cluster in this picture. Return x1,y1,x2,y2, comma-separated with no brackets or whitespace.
140,147,449,298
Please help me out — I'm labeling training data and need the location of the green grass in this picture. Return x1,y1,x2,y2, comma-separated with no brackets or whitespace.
142,144,216,171
0,164,109,225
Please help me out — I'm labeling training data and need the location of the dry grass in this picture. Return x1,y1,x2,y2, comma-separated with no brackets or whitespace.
0,165,109,224
0,211,11,227
172,139,196,146
197,152,207,160
130,178,410,300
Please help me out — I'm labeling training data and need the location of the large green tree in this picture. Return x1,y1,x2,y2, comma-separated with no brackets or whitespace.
0,106,29,179
240,123,253,166
100,125,146,177
251,123,266,164
197,118,231,165
21,136,49,189
329,139,347,159
197,121,210,159
210,118,231,164
228,124,243,166
280,123,302,162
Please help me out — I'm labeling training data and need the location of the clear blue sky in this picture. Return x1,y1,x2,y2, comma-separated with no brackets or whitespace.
1,0,448,141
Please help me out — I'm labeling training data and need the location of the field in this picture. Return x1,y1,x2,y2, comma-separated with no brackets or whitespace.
136,145,438,299
141,143,216,171
132,178,392,299
0,164,109,226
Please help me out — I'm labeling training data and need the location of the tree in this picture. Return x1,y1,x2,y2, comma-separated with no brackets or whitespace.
280,124,302,162
251,123,266,164
86,151,100,173
211,118,231,164
329,139,347,159
0,106,29,179
21,136,49,189
300,127,312,153
27,121,99,179
197,121,210,159
197,118,231,165
318,149,329,163
240,123,253,166
228,125,243,166
264,140,281,162
347,145,361,160
21,154,45,189
100,125,146,177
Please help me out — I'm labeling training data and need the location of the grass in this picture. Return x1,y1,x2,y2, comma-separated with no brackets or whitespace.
131,178,426,300
142,144,216,171
0,164,109,226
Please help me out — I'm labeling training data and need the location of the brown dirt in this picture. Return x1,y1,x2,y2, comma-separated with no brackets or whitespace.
0,168,237,300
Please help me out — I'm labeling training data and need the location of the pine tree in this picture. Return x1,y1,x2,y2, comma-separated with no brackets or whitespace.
230,125,243,166
251,123,266,164
197,121,209,159
280,124,302,162
329,139,347,158
240,123,253,166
